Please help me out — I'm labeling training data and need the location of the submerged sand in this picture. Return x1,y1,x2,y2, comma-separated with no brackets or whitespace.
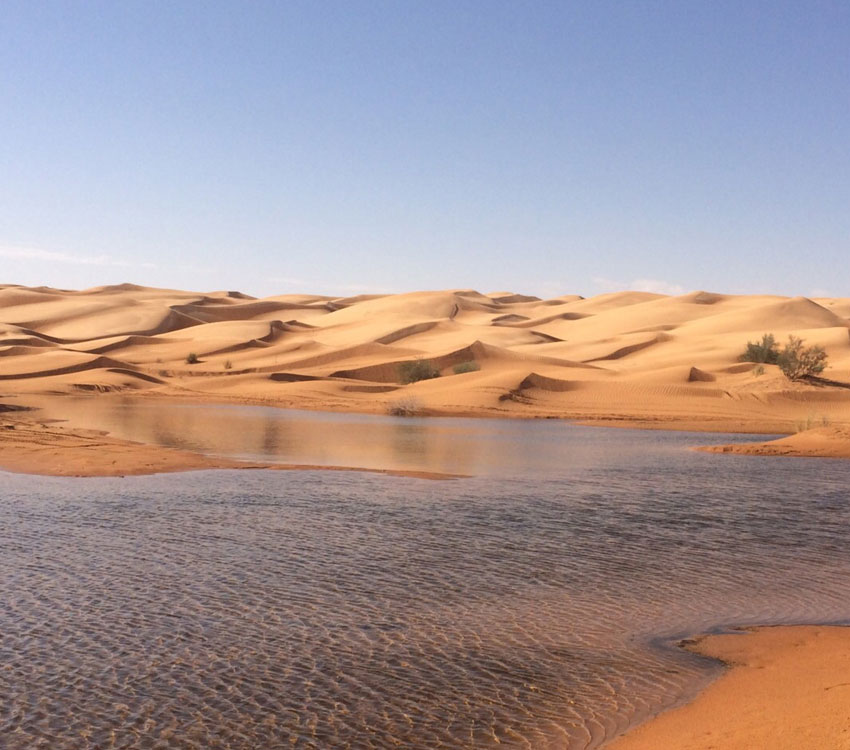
608,625,850,750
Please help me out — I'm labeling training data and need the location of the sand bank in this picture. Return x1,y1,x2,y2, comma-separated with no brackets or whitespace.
698,425,850,459
608,625,850,750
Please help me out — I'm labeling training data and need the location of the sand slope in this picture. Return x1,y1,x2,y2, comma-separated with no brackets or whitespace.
1,283,850,435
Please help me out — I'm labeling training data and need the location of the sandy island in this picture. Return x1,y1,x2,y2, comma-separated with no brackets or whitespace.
608,625,850,750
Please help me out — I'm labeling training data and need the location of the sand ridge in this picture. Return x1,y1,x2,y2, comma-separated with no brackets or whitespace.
1,284,849,444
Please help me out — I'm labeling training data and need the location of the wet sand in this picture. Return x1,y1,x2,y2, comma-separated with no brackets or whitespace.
608,625,850,750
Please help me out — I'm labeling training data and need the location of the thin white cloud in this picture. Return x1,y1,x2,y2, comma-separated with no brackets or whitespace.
593,276,684,296
332,282,390,294
0,245,156,269
268,276,311,287
631,278,685,295
266,278,390,295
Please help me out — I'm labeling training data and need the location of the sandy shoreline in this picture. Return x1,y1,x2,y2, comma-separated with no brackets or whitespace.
697,425,850,459
607,625,850,750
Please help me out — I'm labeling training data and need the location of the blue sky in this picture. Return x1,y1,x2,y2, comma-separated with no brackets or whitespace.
1,1,847,298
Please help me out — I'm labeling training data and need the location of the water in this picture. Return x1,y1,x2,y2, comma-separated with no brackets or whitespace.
3,401,850,749
24,396,705,477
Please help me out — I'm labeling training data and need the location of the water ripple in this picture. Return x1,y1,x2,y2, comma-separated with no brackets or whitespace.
2,426,850,748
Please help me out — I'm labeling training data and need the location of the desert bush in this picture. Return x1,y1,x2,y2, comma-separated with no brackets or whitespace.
778,335,828,380
185,352,200,365
739,334,779,364
224,359,233,370
452,361,480,375
386,396,422,417
752,364,765,377
398,358,440,384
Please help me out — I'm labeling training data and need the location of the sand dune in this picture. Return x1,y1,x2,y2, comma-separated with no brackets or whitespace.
0,284,849,439
0,350,133,380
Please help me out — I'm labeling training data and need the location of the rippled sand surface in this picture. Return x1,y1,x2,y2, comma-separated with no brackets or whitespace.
3,418,850,748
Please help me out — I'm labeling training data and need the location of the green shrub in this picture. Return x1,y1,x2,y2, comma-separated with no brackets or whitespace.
452,361,480,375
398,358,440,384
777,335,827,380
739,334,779,364
185,352,200,365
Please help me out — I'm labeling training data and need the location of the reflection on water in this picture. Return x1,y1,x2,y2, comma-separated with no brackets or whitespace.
3,401,850,749
24,396,772,476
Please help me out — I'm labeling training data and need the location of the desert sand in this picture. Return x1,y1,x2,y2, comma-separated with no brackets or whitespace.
608,625,850,750
0,284,848,437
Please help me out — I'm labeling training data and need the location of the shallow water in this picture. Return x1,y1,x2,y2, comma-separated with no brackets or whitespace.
26,395,709,477
3,402,850,748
